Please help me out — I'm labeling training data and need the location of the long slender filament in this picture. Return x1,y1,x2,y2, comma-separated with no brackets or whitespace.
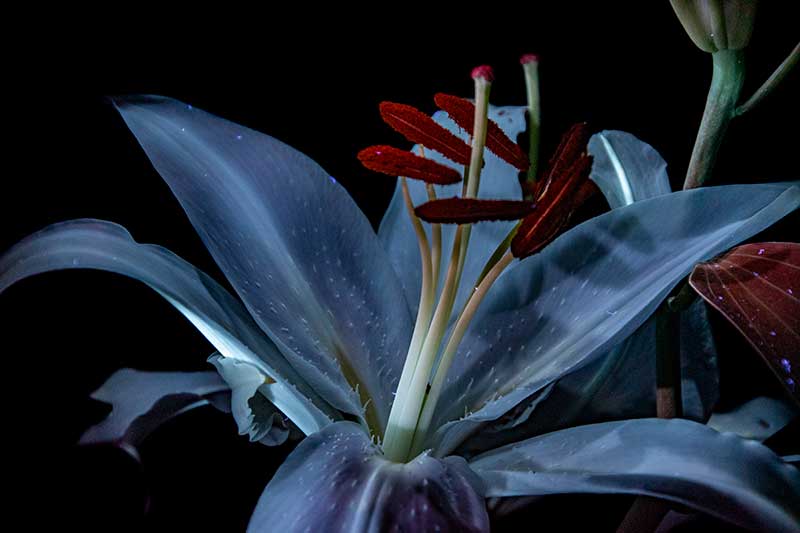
382,177,435,461
410,251,515,455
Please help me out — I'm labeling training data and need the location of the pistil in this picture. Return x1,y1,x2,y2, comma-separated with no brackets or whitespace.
521,54,541,189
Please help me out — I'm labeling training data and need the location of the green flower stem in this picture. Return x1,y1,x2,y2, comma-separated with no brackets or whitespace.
522,59,541,188
683,49,745,190
618,304,683,532
667,280,697,313
655,305,682,419
735,42,799,117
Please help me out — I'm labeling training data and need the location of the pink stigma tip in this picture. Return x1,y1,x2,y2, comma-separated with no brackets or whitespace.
520,54,539,65
471,65,494,82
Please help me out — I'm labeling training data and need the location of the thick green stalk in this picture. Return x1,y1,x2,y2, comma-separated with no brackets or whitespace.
683,49,745,189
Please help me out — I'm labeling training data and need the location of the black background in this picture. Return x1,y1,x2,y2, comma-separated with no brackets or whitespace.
3,3,798,531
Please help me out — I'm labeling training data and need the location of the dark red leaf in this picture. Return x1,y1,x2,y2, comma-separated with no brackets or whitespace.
690,242,800,405
379,102,472,165
415,198,535,224
434,93,530,171
357,145,462,185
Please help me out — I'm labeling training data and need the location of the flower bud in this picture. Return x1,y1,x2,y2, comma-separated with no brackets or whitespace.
670,0,757,53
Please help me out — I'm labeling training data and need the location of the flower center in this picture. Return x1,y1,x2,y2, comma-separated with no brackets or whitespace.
359,59,595,462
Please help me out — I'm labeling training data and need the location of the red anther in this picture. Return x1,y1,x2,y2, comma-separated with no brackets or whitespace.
520,54,539,65
379,102,472,165
415,197,536,224
434,93,530,171
471,65,495,82
358,145,462,185
511,152,594,258
534,122,591,201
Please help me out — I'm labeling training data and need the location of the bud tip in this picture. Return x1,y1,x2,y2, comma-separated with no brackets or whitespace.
520,54,539,65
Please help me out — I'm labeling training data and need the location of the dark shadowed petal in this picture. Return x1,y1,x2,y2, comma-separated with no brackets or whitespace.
80,368,229,457
209,354,292,445
428,183,800,455
114,96,413,432
588,130,672,208
248,422,489,533
470,418,800,532
378,105,527,317
0,219,335,435
460,300,718,455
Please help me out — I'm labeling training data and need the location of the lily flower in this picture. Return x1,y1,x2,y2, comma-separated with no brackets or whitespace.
2,65,800,531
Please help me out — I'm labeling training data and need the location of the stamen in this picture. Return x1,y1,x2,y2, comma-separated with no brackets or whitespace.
382,177,436,461
434,93,530,171
511,154,593,258
415,198,536,224
521,54,541,187
358,145,462,185
410,251,516,456
535,122,591,199
426,182,443,289
379,102,472,165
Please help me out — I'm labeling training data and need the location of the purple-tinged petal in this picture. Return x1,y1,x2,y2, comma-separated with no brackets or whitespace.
248,422,489,533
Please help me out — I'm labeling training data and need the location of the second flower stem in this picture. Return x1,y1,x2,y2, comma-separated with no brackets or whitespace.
683,49,745,190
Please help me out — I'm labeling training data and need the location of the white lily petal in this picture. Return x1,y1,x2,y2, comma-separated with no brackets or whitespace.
115,96,413,432
80,368,228,456
0,219,335,436
461,300,718,455
209,354,291,445
430,183,800,455
588,130,672,208
708,397,797,442
470,419,800,532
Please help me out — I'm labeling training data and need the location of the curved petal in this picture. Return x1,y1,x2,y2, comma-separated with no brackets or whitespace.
459,299,718,455
79,368,229,457
469,419,800,532
378,105,528,317
114,95,413,432
708,397,797,442
0,219,335,435
209,354,291,445
247,422,489,533
429,183,800,455
588,130,672,208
